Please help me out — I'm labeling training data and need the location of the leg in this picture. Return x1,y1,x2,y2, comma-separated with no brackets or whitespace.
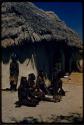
53,87,61,102
13,76,18,91
10,81,14,90
13,84,17,91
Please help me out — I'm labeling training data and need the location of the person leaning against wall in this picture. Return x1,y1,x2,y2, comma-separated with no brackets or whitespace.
9,54,19,91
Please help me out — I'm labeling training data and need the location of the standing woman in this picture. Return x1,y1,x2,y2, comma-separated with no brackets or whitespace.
52,69,61,102
10,54,19,91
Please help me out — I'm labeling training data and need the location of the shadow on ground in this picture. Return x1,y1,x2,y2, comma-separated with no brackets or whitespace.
11,116,43,123
10,113,83,123
48,113,83,123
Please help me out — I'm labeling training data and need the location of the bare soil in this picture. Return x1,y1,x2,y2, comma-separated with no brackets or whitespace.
1,72,83,123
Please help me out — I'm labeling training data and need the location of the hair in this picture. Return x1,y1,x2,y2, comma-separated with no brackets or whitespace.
38,70,45,79
20,76,28,87
28,73,35,81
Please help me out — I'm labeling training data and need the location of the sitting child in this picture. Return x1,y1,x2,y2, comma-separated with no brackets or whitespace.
17,76,39,107
36,70,49,94
28,73,45,101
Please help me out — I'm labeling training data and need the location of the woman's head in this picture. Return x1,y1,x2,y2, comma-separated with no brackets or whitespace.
20,76,27,87
38,70,44,79
28,73,35,81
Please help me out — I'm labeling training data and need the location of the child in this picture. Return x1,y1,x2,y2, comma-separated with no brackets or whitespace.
17,76,39,107
36,70,48,94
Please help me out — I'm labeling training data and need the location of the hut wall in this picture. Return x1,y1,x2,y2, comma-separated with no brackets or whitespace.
1,56,37,89
60,49,65,72
34,41,65,79
2,42,76,89
51,42,66,74
34,43,52,79
1,42,51,89
1,44,37,89
73,49,83,72
64,46,82,73
64,46,72,72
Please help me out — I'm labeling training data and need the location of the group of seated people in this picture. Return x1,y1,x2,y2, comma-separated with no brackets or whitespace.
16,70,65,107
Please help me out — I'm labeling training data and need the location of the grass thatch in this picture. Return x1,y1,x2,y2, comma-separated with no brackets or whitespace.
1,2,82,48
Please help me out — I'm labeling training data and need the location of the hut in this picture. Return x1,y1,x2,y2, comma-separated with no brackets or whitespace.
1,2,82,89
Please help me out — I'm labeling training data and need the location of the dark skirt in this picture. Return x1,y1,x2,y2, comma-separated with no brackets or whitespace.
19,98,39,107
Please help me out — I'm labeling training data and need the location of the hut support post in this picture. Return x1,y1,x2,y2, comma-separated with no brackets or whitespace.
60,49,65,72
69,56,73,73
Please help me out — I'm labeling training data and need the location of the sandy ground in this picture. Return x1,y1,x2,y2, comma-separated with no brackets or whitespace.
62,72,83,85
1,72,83,123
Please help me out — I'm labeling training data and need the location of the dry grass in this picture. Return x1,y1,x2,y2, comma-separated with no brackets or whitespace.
1,2,82,48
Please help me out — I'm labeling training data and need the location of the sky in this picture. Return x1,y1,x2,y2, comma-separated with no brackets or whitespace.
34,2,83,41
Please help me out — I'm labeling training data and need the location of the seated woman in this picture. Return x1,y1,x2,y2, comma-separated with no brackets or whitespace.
52,69,65,102
28,73,36,91
17,76,39,107
27,73,56,103
28,73,45,101
36,70,49,95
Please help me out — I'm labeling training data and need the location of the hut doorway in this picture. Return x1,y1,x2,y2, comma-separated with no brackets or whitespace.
64,47,79,73
53,48,65,73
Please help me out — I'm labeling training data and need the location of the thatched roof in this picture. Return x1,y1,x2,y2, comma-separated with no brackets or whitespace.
1,2,82,48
